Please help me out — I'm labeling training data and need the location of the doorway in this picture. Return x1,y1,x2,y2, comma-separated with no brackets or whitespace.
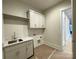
61,7,72,54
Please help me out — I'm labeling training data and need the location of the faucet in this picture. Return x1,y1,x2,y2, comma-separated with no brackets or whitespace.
13,32,17,40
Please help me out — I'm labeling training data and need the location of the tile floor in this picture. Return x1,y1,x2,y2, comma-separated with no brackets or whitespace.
29,44,56,59
50,51,72,59
29,44,72,59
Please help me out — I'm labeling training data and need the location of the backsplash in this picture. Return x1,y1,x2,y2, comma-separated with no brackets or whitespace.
3,16,28,41
28,28,44,36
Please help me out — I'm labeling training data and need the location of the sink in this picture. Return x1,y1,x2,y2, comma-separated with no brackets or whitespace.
18,39,23,42
8,39,23,44
8,40,17,44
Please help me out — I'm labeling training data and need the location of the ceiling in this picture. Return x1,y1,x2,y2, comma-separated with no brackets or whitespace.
20,0,64,11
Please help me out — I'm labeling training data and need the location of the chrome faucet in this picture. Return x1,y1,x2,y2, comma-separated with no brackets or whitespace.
13,32,17,40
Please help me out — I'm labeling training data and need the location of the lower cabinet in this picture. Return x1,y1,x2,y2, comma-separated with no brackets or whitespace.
26,41,33,58
19,46,27,59
4,49,19,59
3,40,34,59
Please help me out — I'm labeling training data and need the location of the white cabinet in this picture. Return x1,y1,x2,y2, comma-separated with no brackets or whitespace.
26,41,33,58
5,47,26,59
3,0,27,18
39,14,45,28
4,49,19,59
3,40,34,59
19,46,27,59
29,10,45,28
33,35,44,48
29,10,38,28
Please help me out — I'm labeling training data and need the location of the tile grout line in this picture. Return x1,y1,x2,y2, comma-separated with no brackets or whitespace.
48,49,57,59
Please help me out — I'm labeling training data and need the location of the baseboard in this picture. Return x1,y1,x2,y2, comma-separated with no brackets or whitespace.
44,41,63,51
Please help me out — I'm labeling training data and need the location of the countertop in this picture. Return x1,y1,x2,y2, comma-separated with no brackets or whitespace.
3,37,33,48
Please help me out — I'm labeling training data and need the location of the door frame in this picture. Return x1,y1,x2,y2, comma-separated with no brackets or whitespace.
60,6,72,51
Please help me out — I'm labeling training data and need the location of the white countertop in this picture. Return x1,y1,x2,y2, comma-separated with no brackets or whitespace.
3,37,33,48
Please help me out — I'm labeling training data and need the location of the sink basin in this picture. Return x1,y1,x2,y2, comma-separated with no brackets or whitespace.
8,40,17,44
8,39,23,44
18,39,23,42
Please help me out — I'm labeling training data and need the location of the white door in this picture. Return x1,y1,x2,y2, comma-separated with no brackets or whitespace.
62,11,66,48
61,8,72,51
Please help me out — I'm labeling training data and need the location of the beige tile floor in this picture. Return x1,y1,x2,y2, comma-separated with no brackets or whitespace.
29,44,56,59
29,39,72,59
50,51,72,59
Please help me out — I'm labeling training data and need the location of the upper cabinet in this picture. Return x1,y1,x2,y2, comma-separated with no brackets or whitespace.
3,0,28,18
29,10,45,28
3,0,46,28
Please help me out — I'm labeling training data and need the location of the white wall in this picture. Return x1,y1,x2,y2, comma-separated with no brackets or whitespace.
43,0,71,50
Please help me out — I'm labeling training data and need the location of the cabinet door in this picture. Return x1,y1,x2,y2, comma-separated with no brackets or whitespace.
35,13,40,28
26,41,33,58
40,14,44,28
33,36,39,48
4,49,19,59
4,47,27,59
37,13,45,28
19,46,27,59
29,10,45,28
37,13,42,28
29,10,38,28
41,15,45,28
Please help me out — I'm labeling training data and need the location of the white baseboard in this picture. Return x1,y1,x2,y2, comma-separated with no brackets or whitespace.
44,41,63,51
